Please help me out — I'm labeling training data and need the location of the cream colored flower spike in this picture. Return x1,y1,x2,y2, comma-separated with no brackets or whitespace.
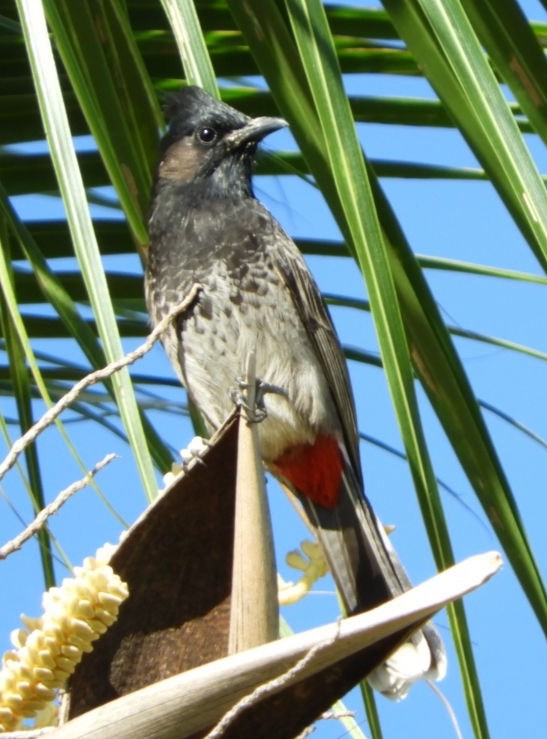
0,544,128,732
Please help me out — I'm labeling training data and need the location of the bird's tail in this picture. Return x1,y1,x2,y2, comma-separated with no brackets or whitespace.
296,459,446,700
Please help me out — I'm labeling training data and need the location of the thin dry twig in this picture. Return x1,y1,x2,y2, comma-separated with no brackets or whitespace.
320,710,357,721
427,679,464,739
294,709,361,739
0,285,202,484
204,621,341,739
0,453,117,560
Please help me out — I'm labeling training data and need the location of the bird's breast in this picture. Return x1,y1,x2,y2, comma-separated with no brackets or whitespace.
181,262,333,457
146,198,340,461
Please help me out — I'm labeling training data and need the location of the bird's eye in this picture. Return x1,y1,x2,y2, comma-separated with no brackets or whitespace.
197,126,218,144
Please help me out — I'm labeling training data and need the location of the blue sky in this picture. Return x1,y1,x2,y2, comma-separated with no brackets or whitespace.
1,1,546,737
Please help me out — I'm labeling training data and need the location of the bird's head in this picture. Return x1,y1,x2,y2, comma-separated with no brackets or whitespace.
155,86,287,199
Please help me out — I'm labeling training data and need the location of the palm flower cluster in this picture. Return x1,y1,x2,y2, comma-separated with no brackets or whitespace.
0,544,128,731
278,540,329,606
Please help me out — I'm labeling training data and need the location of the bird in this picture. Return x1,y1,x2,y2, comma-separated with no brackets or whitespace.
145,85,446,699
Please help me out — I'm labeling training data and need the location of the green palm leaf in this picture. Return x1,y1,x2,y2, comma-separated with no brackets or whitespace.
0,1,545,736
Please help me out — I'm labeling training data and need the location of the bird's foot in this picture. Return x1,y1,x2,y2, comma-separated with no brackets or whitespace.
231,377,286,424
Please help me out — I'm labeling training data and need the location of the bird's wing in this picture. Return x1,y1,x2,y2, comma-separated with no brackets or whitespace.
266,215,447,694
272,223,362,477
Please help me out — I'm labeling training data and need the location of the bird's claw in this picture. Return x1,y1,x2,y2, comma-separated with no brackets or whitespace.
231,377,286,424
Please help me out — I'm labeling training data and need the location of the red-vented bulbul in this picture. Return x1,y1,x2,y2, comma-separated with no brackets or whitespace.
145,86,445,698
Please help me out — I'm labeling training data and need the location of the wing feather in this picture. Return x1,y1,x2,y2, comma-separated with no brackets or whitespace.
272,227,362,478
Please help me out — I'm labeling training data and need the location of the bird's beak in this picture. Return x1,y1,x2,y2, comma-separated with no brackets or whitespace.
225,116,288,150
